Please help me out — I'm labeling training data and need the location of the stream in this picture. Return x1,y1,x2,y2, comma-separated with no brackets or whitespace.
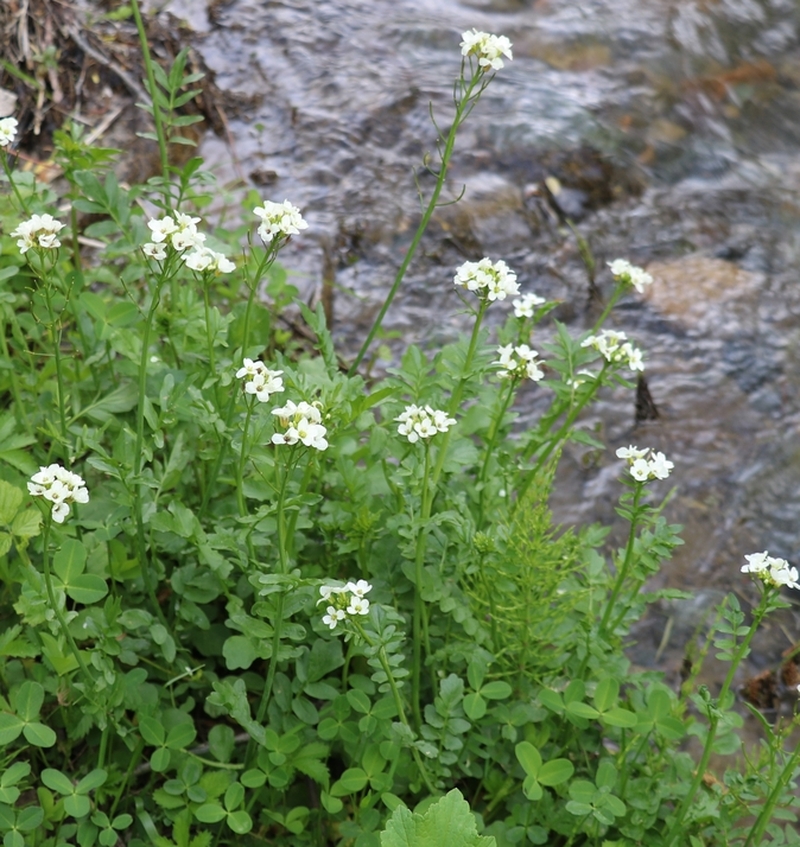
147,0,800,713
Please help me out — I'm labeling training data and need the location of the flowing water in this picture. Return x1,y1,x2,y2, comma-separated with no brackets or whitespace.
151,0,800,703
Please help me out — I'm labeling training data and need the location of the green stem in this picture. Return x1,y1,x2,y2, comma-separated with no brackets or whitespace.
41,520,95,690
665,593,770,847
0,314,33,436
598,485,643,640
43,282,69,453
354,621,438,795
1,151,29,213
109,740,145,819
132,278,170,631
247,454,294,765
197,250,275,520
130,0,171,207
236,400,255,519
744,731,800,847
477,380,516,527
348,70,486,375
411,445,433,729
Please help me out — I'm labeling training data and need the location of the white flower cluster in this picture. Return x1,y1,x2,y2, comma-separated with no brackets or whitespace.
28,464,89,523
741,551,800,591
460,29,513,71
236,359,284,402
581,329,644,373
271,400,328,451
513,291,546,318
318,579,373,630
496,344,545,382
143,212,235,272
0,116,18,148
10,214,66,254
608,259,653,294
395,404,456,443
183,246,236,274
253,199,308,245
454,258,520,302
616,445,674,482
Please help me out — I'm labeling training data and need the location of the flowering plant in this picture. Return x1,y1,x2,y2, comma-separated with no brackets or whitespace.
27,464,89,523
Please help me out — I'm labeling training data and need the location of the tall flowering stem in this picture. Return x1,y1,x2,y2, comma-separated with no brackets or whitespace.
598,485,644,641
348,34,510,375
665,555,796,847
129,0,170,207
39,518,95,691
744,732,800,847
351,618,437,795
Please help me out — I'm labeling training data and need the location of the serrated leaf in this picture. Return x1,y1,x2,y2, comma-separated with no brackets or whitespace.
380,788,495,847
10,508,42,540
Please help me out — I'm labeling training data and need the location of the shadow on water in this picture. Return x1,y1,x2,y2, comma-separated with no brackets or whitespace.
152,0,800,718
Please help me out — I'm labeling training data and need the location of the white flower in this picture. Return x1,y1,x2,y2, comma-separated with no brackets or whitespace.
271,399,328,450
648,451,674,480
0,116,18,147
142,242,167,261
254,199,308,244
460,29,513,71
317,579,374,630
236,359,284,402
512,291,546,318
454,258,519,303
183,247,236,273
617,446,674,482
581,330,644,373
147,216,178,243
495,344,545,382
347,596,370,616
395,404,455,443
615,445,649,460
27,464,89,523
741,551,800,591
322,606,346,630
345,579,372,598
10,214,66,254
608,259,653,294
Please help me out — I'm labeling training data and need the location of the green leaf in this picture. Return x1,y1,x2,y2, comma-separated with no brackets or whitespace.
463,693,486,721
138,716,166,746
379,789,495,847
0,713,24,745
1,763,30,787
226,810,253,834
222,635,256,670
195,804,227,824
166,721,197,750
480,681,512,700
538,758,575,787
41,769,75,795
331,768,368,796
22,722,57,748
515,741,542,776
10,509,42,540
65,574,108,605
52,539,87,585
76,769,108,794
565,701,599,719
63,792,90,818
602,707,638,728
151,748,171,772
14,680,44,721
594,678,619,712
0,480,23,524
346,689,372,715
